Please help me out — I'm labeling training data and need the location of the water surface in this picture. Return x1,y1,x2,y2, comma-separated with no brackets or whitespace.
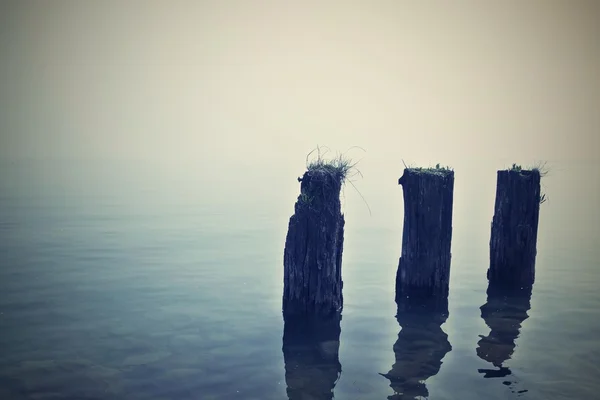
0,159,598,399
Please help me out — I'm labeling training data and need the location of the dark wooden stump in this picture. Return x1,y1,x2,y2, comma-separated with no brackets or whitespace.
396,167,454,307
477,284,532,381
380,302,451,400
283,168,345,316
489,169,541,288
282,313,342,400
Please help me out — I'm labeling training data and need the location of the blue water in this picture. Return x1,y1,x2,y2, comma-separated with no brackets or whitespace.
0,159,599,399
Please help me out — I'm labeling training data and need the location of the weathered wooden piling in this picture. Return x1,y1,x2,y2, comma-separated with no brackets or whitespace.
282,314,342,400
477,285,532,378
488,167,541,288
380,301,452,400
283,166,345,316
396,167,454,306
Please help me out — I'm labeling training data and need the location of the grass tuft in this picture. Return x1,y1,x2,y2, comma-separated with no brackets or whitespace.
405,163,453,176
530,160,550,177
303,145,371,215
509,163,523,172
305,145,363,182
532,161,550,205
506,161,549,177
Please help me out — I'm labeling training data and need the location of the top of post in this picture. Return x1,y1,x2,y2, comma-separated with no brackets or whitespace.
398,165,454,185
299,147,359,187
498,163,543,179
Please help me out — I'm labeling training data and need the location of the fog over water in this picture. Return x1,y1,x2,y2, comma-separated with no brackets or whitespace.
1,2,599,399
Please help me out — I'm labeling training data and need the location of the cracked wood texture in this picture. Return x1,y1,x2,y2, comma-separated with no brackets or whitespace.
489,169,541,288
396,168,454,308
283,169,345,317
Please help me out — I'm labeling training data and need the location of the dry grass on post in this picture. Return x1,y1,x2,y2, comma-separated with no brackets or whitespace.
283,146,367,317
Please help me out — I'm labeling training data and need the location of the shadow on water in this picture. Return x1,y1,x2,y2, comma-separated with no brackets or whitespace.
380,297,452,400
282,313,342,400
477,285,533,395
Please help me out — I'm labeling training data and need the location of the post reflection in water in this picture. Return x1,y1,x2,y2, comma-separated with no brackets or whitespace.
282,313,342,400
380,298,452,400
476,285,532,392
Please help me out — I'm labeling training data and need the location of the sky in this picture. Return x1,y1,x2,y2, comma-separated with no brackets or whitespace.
0,1,598,173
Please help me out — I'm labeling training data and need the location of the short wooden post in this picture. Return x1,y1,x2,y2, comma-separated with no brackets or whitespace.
282,314,342,400
283,167,345,316
488,167,541,288
380,302,452,399
396,167,454,307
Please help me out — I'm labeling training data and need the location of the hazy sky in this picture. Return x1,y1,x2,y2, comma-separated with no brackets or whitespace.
1,1,599,169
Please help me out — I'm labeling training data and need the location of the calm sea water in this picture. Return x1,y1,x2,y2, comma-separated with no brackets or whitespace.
0,159,598,399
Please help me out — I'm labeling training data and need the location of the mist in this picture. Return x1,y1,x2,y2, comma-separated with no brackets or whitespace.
1,1,598,169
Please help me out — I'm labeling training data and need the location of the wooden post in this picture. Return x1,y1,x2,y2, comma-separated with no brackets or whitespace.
282,314,342,400
380,301,452,399
396,167,454,307
489,168,541,288
477,285,532,380
283,167,345,316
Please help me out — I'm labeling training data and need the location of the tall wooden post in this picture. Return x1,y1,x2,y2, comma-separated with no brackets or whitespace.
396,167,454,308
489,168,541,288
283,167,345,316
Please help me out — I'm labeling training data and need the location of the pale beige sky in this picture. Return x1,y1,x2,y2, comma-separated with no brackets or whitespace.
1,1,599,168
